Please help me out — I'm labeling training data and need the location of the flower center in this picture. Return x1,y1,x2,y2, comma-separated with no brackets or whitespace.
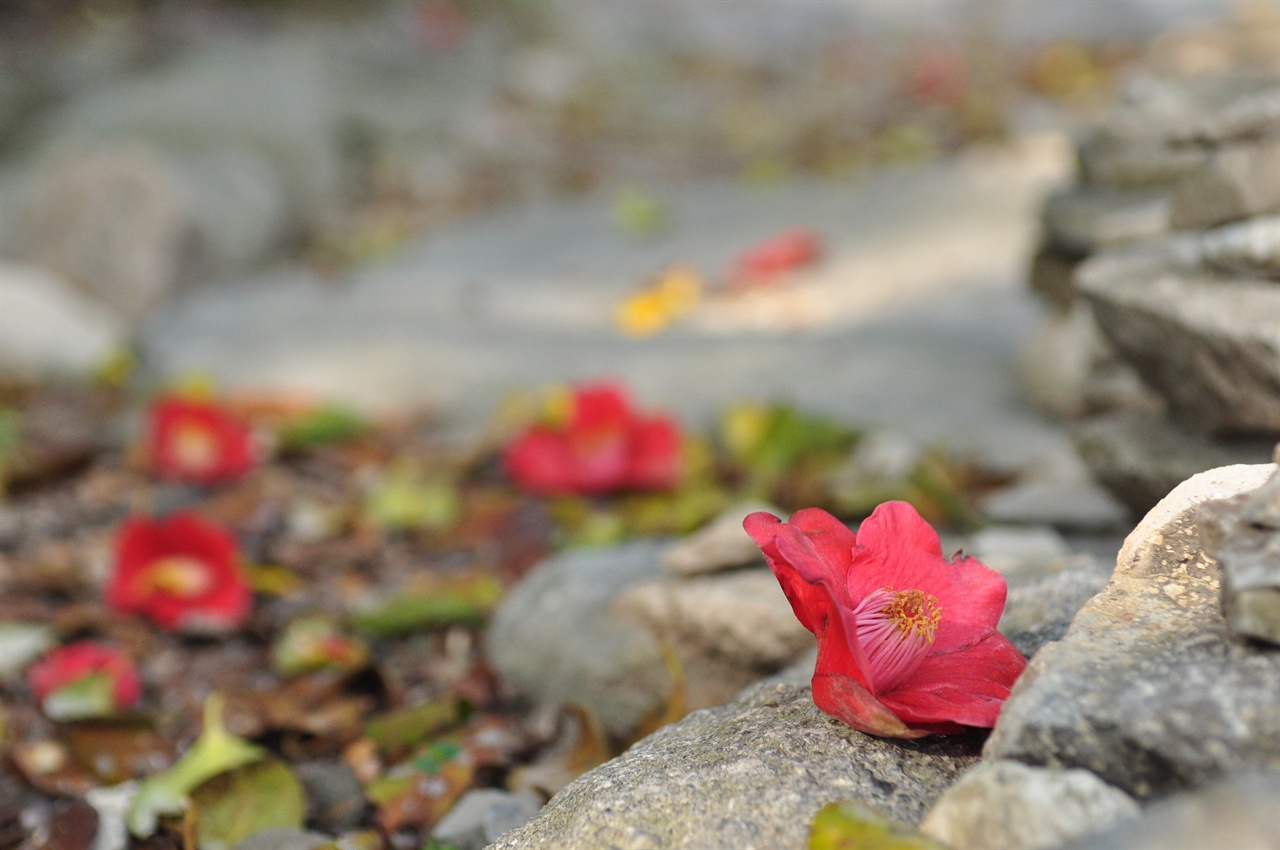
137,556,214,598
173,423,219,473
853,586,942,693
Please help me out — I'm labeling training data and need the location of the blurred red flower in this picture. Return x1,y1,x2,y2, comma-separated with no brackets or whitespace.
28,641,142,720
745,501,1027,738
729,228,822,287
106,512,252,633
146,395,257,486
503,382,682,495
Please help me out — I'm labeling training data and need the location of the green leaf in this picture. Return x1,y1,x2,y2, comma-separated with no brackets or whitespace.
127,693,265,838
365,465,462,533
365,698,467,757
350,575,502,637
611,186,669,238
278,406,367,449
40,672,118,721
809,802,946,850
192,758,305,850
271,616,369,678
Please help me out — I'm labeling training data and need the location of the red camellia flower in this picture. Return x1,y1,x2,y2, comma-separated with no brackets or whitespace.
503,382,682,496
106,512,252,633
146,395,257,486
745,501,1027,738
28,641,142,720
729,228,822,288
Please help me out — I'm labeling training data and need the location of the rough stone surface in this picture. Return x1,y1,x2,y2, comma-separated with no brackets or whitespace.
16,147,200,321
984,463,1280,799
1066,770,1280,850
1078,253,1280,435
0,261,128,378
1198,452,1280,644
431,789,543,850
661,503,776,576
615,569,812,710
489,677,982,850
919,759,1140,850
1027,245,1082,308
486,541,671,736
1017,302,1166,423
232,828,331,850
1169,139,1280,230
1199,214,1280,278
1075,412,1274,517
1041,186,1170,254
998,554,1114,660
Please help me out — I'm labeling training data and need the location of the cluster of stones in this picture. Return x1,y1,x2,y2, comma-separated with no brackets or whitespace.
477,461,1280,850
1020,70,1280,517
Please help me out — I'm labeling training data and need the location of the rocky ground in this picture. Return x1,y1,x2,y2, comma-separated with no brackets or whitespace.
2,1,1279,849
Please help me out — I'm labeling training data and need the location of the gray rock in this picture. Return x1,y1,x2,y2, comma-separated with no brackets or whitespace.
1170,139,1280,230
1041,186,1170,254
1065,770,1280,850
984,463,1280,798
979,476,1130,531
919,760,1140,850
1198,451,1280,644
661,503,776,576
293,759,365,832
1199,214,1280,278
1077,135,1210,190
233,828,331,850
432,789,543,850
968,525,1072,575
1016,304,1147,421
489,678,982,850
1027,245,1082,308
35,36,341,222
0,261,128,377
1078,253,1280,435
615,569,812,710
1075,413,1273,517
486,541,672,736
998,554,1113,659
16,147,200,321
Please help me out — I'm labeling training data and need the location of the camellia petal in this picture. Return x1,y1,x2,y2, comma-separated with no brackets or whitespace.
502,382,683,496
745,501,1027,738
28,641,142,719
107,512,252,633
146,395,258,486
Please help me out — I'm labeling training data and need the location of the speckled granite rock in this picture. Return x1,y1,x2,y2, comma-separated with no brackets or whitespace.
919,760,1139,850
486,541,672,737
984,463,1280,798
1077,252,1280,436
1075,412,1273,517
1064,770,1280,850
489,675,982,850
1198,447,1280,644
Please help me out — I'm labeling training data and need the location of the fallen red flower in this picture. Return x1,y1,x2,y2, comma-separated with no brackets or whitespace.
503,382,682,496
729,228,822,287
145,395,258,486
28,641,142,719
745,501,1026,738
106,512,252,633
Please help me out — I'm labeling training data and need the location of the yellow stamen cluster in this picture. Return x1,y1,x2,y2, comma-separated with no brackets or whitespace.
137,556,213,598
174,424,218,472
879,587,941,643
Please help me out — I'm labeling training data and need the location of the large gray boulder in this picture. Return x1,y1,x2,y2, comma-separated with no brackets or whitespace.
486,541,672,737
1077,250,1280,435
489,674,981,850
984,463,1280,798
